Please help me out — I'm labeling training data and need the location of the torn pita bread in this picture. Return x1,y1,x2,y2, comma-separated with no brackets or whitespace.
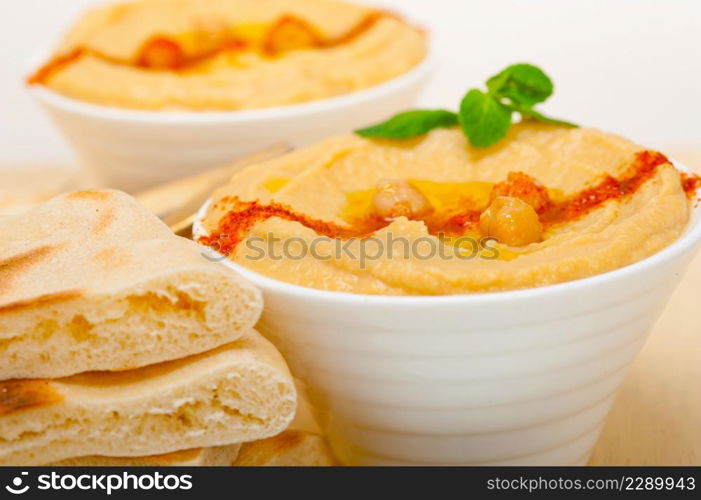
234,430,336,466
0,189,262,379
0,329,295,465
233,382,336,466
50,444,241,466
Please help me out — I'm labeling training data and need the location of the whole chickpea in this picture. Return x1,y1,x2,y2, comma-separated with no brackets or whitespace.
480,196,543,246
372,179,433,220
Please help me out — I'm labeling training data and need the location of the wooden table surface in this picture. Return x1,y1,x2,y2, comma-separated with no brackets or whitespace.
589,251,701,465
2,152,700,465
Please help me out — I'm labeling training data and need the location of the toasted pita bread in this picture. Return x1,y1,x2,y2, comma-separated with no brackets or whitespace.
0,330,295,465
0,189,262,379
48,380,314,467
234,430,336,466
232,382,336,467
50,444,241,466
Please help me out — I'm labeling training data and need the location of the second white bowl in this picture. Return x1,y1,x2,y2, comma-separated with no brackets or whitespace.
28,55,434,192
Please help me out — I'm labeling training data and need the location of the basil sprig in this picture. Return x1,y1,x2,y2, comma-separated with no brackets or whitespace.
355,63,576,148
356,109,458,139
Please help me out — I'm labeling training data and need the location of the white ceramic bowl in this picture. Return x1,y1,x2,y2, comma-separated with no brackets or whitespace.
193,162,701,465
27,55,434,192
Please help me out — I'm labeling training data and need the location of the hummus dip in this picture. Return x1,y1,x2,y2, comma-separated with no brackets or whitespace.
29,0,427,111
200,123,698,295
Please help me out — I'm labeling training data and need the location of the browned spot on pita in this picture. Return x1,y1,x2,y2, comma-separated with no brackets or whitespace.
0,245,60,296
0,245,57,274
234,430,336,466
267,430,306,452
67,190,111,201
92,247,130,268
0,290,82,315
92,208,116,235
0,379,63,416
110,364,140,372
137,448,202,464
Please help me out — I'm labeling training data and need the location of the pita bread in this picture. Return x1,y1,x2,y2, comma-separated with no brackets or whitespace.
0,189,262,379
49,444,241,466
48,380,317,467
0,329,296,465
287,378,322,434
234,430,336,466
232,382,336,466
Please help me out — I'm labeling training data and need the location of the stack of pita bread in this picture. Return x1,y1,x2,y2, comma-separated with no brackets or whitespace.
0,189,297,465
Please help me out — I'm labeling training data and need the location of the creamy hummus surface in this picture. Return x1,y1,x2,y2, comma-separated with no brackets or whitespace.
200,123,696,295
31,0,427,110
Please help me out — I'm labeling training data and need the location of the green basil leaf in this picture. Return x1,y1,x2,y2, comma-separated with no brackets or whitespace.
507,103,578,128
458,89,512,148
355,109,459,139
487,63,554,106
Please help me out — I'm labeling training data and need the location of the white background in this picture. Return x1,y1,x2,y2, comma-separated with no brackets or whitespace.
0,0,699,165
